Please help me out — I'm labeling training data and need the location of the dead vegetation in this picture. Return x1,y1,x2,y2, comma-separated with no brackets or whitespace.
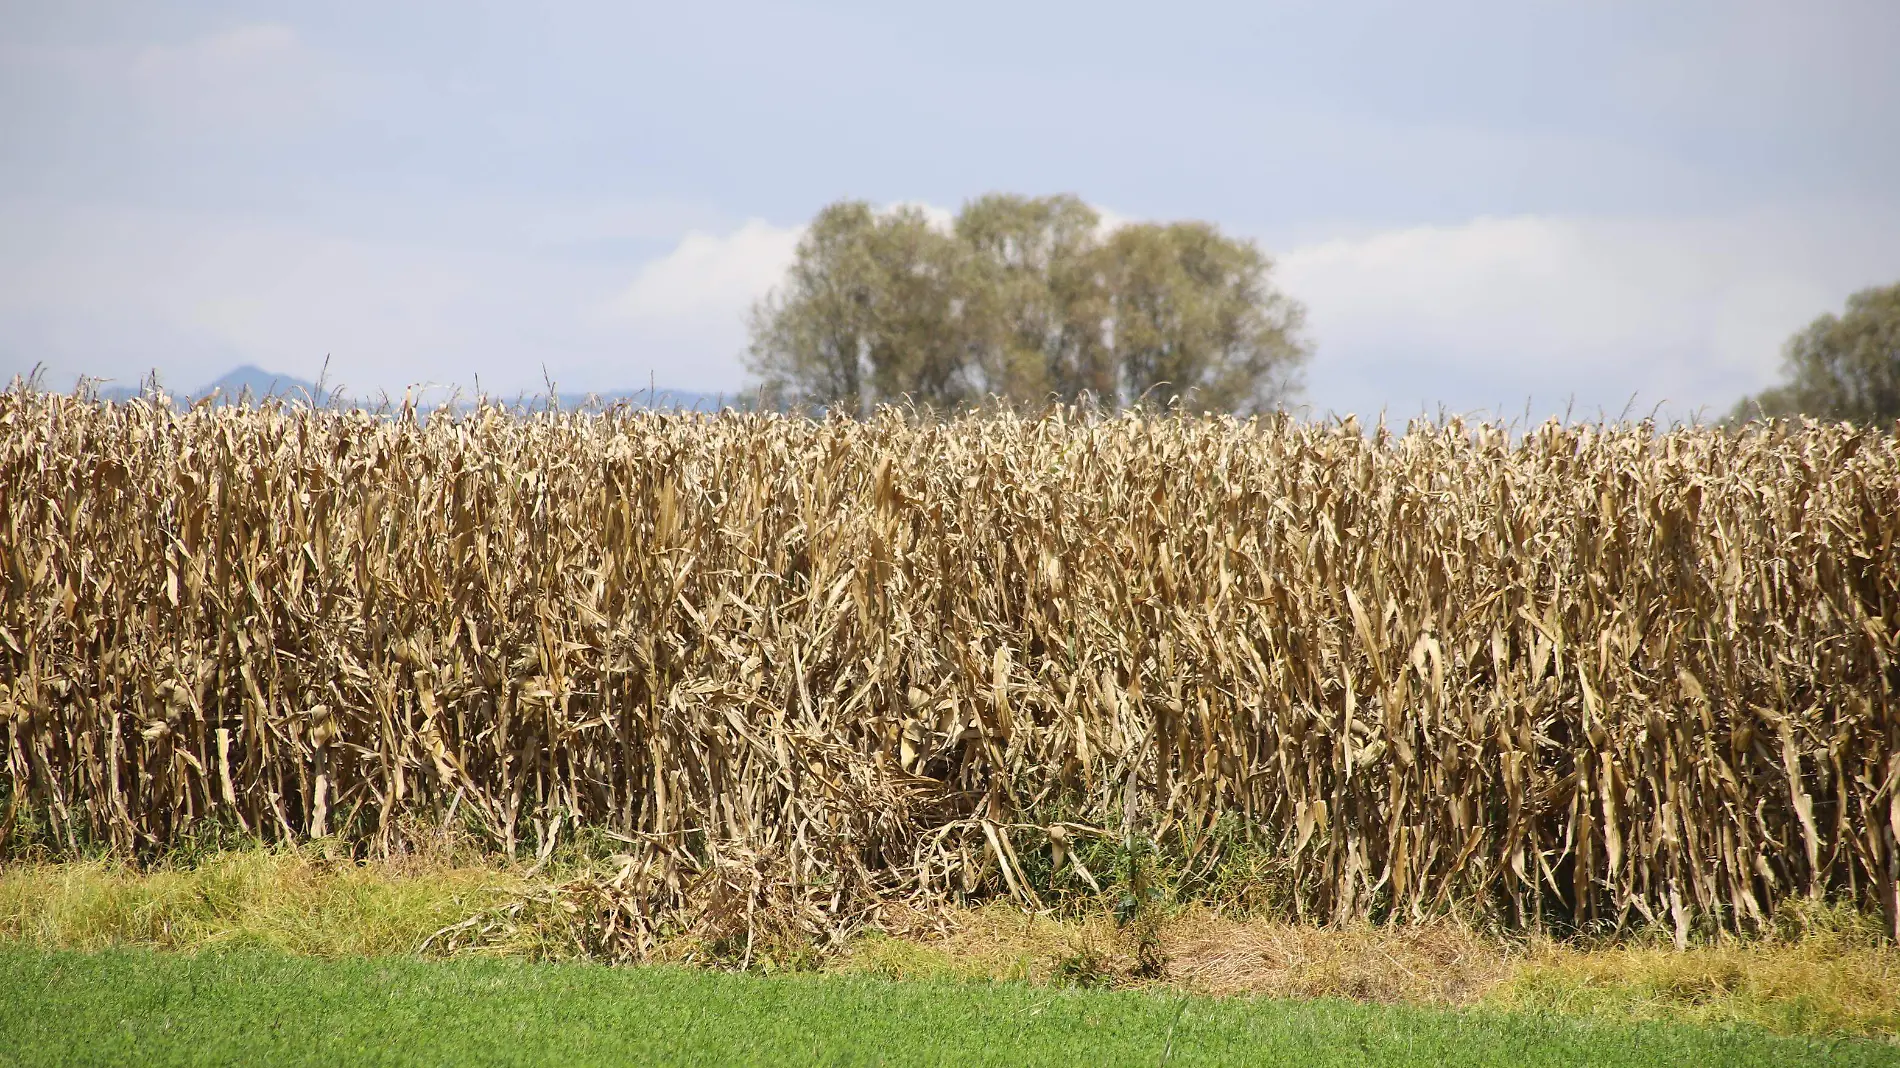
3,388,1897,949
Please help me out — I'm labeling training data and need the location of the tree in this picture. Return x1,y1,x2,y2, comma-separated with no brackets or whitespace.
748,195,1310,415
1100,222,1306,413
954,194,1114,404
745,202,988,416
1731,282,1900,424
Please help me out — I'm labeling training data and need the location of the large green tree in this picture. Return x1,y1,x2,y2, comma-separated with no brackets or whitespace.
1099,222,1307,413
745,202,989,417
747,195,1309,414
954,193,1114,404
1731,281,1900,424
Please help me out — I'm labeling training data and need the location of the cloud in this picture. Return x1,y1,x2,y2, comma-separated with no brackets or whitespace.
602,205,980,376
1276,208,1900,422
608,220,803,326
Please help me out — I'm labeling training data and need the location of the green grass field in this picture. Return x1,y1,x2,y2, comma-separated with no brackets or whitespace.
2,948,1891,1068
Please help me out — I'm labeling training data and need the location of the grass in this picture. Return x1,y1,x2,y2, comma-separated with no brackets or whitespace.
1498,938,1900,1039
4,947,1895,1068
4,848,1899,1045
0,848,537,958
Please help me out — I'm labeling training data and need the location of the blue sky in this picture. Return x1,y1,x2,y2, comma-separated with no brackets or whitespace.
3,0,1897,420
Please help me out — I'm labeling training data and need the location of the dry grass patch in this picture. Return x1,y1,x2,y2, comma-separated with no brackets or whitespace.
835,904,1518,1003
837,903,1125,984
835,903,1900,1040
1162,912,1518,1003
0,848,535,958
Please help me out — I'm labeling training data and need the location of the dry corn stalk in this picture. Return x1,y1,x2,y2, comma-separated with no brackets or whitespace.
2,388,1897,943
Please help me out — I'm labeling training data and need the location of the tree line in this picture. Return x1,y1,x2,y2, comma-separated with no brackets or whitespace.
746,191,1900,424
745,195,1309,416
1731,281,1900,425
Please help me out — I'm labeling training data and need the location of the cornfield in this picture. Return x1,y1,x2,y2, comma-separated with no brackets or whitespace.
3,389,1897,948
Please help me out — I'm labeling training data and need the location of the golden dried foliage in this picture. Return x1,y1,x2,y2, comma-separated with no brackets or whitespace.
3,390,1897,945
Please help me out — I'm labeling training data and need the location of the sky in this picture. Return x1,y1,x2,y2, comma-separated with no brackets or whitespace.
3,0,1898,421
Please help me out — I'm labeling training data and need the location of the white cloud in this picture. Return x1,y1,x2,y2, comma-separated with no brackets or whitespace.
602,205,979,375
608,219,803,326
1277,209,1900,421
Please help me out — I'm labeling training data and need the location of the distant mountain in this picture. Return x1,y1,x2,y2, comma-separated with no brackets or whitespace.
82,365,321,406
199,365,323,403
